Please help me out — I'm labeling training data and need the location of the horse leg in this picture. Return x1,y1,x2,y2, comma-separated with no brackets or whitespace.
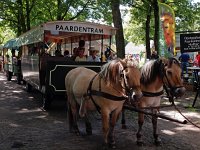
67,101,74,133
84,115,92,135
152,109,161,145
101,110,110,149
121,109,127,129
108,110,121,149
67,100,80,135
136,112,144,146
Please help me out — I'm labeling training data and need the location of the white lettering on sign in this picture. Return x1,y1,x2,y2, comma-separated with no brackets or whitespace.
55,25,104,34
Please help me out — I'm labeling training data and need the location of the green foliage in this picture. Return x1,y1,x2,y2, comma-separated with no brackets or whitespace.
124,0,200,44
0,25,15,44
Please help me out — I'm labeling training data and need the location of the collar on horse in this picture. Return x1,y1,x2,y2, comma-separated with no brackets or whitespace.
87,74,128,113
142,90,164,97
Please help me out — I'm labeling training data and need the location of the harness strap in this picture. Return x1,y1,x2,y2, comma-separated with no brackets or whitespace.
90,90,127,101
87,74,128,114
87,74,101,113
142,90,164,97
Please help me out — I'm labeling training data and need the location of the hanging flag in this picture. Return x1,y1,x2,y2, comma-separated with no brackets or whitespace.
158,2,175,57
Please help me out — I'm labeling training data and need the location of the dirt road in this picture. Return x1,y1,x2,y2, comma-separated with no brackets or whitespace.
0,72,200,150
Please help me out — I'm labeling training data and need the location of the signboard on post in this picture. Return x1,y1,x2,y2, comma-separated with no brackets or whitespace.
180,33,200,53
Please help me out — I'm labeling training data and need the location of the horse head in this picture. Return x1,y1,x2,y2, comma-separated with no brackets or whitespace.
121,58,143,101
160,57,186,97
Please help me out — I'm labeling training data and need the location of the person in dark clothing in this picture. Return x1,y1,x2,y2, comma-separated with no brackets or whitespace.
179,53,190,76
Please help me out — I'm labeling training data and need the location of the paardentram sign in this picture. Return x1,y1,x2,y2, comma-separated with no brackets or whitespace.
180,33,200,53
55,25,104,34
43,21,115,35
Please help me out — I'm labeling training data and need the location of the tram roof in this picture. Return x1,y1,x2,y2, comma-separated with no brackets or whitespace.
3,39,17,49
13,21,117,47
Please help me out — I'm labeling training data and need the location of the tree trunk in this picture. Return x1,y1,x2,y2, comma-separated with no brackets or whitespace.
146,3,152,59
25,0,31,30
17,0,27,34
57,0,62,20
111,0,125,58
153,0,159,54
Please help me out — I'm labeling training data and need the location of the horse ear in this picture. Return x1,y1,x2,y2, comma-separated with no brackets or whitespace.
159,57,168,65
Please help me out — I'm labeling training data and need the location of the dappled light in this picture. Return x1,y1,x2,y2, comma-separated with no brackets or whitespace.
0,71,200,149
174,124,200,132
9,123,21,128
13,90,23,93
161,129,176,135
16,108,42,114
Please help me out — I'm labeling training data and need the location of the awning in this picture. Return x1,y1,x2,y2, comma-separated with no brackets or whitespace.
3,39,17,49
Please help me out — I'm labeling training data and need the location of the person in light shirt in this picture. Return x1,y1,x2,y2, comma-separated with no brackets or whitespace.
87,47,101,62
75,48,87,61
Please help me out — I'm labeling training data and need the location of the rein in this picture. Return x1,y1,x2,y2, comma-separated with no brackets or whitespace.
161,59,200,129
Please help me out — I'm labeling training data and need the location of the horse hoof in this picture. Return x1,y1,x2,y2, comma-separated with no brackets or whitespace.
121,124,127,129
109,141,116,149
109,144,117,149
136,140,144,146
102,143,109,150
154,139,162,146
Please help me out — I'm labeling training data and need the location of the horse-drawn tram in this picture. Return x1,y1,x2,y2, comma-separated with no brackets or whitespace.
5,21,117,109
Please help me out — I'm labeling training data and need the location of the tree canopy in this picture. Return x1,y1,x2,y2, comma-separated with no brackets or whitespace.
0,0,199,57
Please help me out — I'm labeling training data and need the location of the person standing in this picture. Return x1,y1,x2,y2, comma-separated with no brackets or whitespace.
179,52,190,76
194,52,200,67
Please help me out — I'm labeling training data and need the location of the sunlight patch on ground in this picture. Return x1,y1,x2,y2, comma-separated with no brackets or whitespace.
35,115,48,119
12,90,23,93
16,108,42,113
161,110,200,120
0,76,6,81
9,123,21,127
28,96,34,99
174,125,200,132
161,129,175,135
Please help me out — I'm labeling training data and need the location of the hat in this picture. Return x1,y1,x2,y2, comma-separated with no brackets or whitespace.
89,47,99,52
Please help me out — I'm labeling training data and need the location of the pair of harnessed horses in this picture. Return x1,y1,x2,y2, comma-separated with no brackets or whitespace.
65,57,185,148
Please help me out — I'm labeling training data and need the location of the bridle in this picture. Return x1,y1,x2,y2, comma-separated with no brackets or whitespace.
142,58,184,100
161,58,184,103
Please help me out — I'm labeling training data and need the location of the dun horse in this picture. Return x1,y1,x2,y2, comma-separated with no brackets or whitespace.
65,58,142,148
122,57,186,145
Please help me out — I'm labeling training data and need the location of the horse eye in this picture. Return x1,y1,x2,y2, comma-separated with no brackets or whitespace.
126,75,129,80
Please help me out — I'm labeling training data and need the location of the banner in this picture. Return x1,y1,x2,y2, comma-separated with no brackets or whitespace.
158,2,175,57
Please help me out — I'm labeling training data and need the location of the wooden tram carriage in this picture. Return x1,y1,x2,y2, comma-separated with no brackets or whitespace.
3,21,117,109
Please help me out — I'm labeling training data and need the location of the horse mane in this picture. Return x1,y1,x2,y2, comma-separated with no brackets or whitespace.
99,58,138,86
99,59,122,86
141,57,180,85
140,59,163,85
